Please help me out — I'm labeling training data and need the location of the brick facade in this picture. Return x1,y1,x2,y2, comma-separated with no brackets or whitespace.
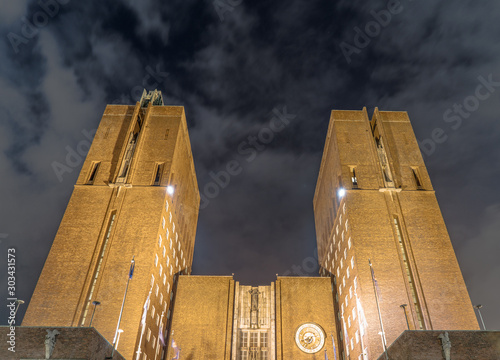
23,92,200,360
313,108,478,360
21,103,488,360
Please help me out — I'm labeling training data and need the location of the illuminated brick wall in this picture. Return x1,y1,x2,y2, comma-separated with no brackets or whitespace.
23,95,200,360
313,108,478,360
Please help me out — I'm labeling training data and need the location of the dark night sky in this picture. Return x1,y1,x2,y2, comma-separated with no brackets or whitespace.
1,0,499,330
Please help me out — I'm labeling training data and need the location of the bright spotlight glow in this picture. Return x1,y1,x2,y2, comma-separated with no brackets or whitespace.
167,185,174,195
337,188,346,198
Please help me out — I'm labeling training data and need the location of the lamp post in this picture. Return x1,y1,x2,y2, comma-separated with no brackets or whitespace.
89,301,100,327
400,304,409,330
474,304,486,330
14,299,25,317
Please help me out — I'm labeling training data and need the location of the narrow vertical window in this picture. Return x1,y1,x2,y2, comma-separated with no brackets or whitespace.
153,163,164,186
260,332,268,347
383,166,392,183
164,129,170,140
250,332,258,347
117,132,138,181
375,136,393,183
412,168,423,189
241,331,248,347
394,216,424,329
87,162,100,185
350,167,358,188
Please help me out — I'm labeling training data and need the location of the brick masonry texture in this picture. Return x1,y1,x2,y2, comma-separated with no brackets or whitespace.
0,326,125,360
166,275,235,359
377,330,500,360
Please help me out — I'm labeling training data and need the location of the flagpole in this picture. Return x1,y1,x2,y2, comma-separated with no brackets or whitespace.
111,256,135,359
368,259,388,360
331,334,337,360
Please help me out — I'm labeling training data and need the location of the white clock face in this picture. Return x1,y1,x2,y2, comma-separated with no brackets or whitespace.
295,323,325,353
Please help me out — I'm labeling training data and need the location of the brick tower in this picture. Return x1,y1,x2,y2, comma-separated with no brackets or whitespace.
313,108,479,360
23,90,200,360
